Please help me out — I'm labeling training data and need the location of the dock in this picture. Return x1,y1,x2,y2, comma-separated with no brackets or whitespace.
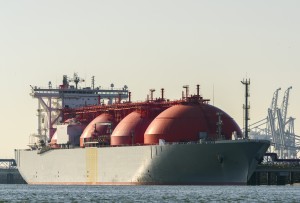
248,153,300,185
0,159,26,184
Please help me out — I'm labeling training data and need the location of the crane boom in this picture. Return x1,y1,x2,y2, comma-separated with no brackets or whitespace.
267,88,281,143
270,88,281,116
281,86,292,127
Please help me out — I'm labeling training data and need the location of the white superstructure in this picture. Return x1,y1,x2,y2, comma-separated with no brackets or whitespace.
29,73,129,145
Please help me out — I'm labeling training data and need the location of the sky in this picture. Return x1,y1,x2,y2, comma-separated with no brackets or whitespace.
0,0,300,158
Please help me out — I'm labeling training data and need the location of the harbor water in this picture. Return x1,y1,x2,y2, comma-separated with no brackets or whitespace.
0,184,300,202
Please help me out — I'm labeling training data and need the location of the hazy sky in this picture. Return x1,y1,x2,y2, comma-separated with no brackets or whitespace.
0,0,299,158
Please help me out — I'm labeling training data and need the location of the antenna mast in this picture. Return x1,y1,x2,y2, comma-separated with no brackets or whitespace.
91,76,95,89
241,79,250,139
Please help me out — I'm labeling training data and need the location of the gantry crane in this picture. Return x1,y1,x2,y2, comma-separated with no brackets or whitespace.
267,88,281,150
249,86,300,158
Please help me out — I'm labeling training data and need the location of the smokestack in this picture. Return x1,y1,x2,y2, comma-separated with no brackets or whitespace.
161,88,164,100
150,89,155,101
183,85,189,99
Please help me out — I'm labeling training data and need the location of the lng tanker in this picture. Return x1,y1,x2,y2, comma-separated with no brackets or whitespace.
15,74,270,185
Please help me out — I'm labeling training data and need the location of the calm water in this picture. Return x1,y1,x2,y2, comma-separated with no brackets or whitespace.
0,185,300,202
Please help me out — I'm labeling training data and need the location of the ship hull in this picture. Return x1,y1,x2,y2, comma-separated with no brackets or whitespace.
15,140,269,185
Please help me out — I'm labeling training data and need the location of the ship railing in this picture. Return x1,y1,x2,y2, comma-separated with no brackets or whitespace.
48,139,267,150
83,137,110,148
82,140,217,148
99,139,268,148
34,139,267,151
84,141,100,148
32,86,128,92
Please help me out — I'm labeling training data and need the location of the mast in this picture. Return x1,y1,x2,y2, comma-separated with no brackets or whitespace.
241,79,250,139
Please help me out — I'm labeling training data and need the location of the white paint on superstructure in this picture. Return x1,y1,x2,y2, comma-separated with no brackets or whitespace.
29,74,129,145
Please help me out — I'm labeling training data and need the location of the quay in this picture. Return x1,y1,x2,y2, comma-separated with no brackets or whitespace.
248,153,300,185
248,165,300,185
0,159,25,184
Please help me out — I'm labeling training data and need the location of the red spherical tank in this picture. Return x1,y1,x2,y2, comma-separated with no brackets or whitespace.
111,111,152,145
144,104,242,144
80,113,114,147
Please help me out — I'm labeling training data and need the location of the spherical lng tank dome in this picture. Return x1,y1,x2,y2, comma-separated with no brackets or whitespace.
80,113,114,147
111,111,152,145
144,104,242,144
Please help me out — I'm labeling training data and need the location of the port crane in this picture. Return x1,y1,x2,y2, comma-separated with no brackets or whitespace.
249,87,300,158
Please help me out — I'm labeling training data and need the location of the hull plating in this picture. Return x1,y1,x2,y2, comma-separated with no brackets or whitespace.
15,140,269,185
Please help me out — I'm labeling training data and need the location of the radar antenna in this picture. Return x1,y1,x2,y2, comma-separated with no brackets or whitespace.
68,73,85,89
